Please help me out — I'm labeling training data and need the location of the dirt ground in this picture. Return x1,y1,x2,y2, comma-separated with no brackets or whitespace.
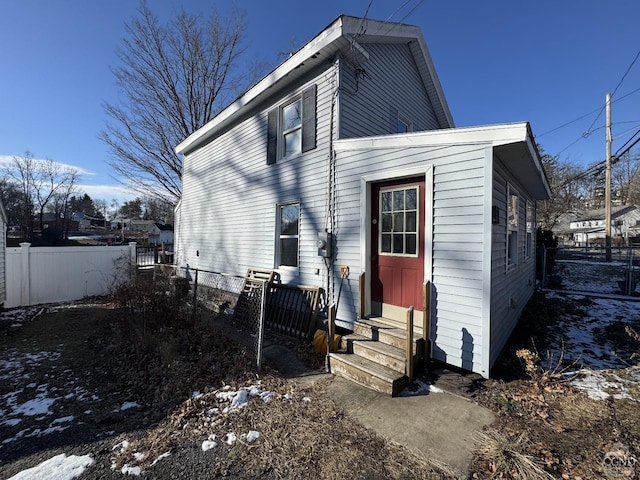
0,300,449,479
1,289,639,479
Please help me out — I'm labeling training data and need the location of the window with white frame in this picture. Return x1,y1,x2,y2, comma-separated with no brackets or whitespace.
379,186,419,257
276,202,300,268
266,85,316,165
526,200,533,259
282,99,302,158
507,185,519,267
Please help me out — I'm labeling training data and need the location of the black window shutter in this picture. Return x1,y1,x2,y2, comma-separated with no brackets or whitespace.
301,84,317,153
267,108,278,165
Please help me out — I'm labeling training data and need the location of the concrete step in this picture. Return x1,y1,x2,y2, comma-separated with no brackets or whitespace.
329,352,407,396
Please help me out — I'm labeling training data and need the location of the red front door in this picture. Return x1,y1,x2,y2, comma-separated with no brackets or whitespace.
371,178,425,314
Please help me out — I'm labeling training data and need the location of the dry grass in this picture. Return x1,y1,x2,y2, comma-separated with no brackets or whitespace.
475,430,554,480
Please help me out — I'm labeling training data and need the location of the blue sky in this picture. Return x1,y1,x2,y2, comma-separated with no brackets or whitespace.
1,0,639,204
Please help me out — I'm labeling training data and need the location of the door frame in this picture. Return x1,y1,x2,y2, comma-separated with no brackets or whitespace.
360,165,433,320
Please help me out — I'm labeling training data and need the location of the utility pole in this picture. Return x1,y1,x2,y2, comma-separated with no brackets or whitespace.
605,93,612,262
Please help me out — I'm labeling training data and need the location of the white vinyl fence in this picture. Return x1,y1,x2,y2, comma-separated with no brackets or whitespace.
5,242,136,308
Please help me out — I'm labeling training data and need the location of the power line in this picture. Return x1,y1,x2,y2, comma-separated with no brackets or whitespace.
580,49,640,140
611,48,640,99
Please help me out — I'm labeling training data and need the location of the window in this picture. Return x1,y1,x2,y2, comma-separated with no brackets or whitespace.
379,186,419,257
267,85,316,164
526,201,533,259
507,185,519,267
397,113,413,133
277,202,299,268
282,100,302,157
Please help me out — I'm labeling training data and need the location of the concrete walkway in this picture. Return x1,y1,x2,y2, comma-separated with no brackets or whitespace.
262,343,495,478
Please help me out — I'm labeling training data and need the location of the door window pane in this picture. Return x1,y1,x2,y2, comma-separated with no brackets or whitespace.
378,186,419,257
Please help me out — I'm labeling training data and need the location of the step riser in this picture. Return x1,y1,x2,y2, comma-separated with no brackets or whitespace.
330,356,405,396
353,342,405,374
354,323,420,352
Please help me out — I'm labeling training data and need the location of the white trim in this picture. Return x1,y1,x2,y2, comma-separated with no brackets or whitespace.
481,148,493,377
176,15,454,155
359,165,433,321
336,122,530,153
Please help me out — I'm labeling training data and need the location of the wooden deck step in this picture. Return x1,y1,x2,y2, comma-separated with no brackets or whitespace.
354,319,419,353
329,352,407,396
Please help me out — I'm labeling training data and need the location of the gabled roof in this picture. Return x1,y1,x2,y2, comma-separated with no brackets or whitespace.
335,122,552,200
176,15,454,156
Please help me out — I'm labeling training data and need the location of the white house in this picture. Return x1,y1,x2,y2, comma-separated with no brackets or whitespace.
174,15,550,384
148,223,174,245
560,205,640,246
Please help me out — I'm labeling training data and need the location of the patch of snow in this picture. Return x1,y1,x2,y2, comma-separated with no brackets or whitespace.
120,464,141,476
260,390,274,402
245,430,260,443
132,452,146,461
302,397,311,402
52,415,74,424
151,452,171,466
13,395,56,416
202,434,218,451
6,453,93,480
569,369,638,401
1,418,22,427
224,432,237,445
112,440,130,452
119,401,140,411
399,379,444,397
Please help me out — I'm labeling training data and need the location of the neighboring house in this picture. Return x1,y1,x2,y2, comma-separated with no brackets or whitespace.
174,15,551,378
127,219,155,233
149,223,174,245
0,197,6,305
554,205,640,246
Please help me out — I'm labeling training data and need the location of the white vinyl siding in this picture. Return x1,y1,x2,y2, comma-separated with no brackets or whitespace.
340,43,440,139
179,69,334,283
489,163,536,368
334,141,492,375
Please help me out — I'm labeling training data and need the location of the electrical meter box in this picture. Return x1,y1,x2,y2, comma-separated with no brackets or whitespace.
317,231,333,258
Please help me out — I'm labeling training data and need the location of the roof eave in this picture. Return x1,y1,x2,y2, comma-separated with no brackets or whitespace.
176,16,350,155
176,15,454,155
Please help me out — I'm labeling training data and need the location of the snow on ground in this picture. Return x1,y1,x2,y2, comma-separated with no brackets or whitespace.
545,259,640,401
6,453,93,480
10,275,638,476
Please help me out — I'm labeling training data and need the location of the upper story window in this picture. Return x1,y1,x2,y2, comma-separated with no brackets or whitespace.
282,100,302,157
397,113,413,133
267,85,317,165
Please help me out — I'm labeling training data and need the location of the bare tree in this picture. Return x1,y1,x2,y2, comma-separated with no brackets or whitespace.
537,149,590,230
101,1,262,204
612,152,640,205
50,169,81,240
32,159,81,236
3,152,81,242
6,152,36,240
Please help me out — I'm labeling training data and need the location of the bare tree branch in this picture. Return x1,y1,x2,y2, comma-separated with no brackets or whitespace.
101,1,261,204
